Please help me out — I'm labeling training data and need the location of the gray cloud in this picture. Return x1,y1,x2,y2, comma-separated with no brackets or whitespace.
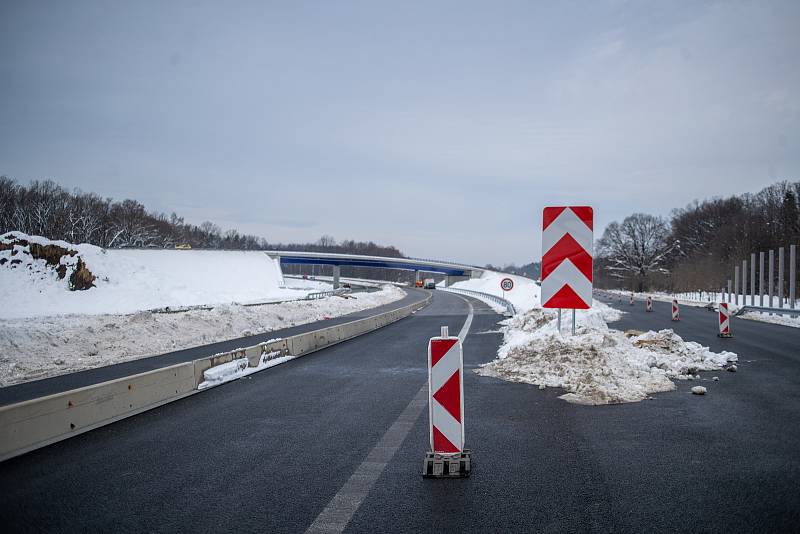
1,0,798,265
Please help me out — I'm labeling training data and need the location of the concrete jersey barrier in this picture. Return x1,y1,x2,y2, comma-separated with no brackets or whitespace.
0,292,431,462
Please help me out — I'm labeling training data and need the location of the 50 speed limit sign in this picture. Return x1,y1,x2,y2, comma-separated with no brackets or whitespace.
500,278,514,291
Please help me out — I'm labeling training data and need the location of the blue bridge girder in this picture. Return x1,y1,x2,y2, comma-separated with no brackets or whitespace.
265,252,480,277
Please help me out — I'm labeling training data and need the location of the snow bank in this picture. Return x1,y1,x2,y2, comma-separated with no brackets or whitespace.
0,285,405,386
477,303,737,405
447,271,541,313
197,349,295,390
0,232,328,319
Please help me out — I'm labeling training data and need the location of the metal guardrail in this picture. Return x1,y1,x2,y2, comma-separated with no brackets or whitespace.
305,288,351,300
405,256,484,270
439,286,516,316
735,305,800,317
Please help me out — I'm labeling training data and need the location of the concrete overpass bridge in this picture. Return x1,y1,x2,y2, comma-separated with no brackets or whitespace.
264,251,484,288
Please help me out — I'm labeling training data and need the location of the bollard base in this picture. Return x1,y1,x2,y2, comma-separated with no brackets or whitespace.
672,318,680,322
717,333,733,338
422,450,471,478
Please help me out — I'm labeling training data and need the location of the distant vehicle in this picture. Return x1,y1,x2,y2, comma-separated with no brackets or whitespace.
415,280,424,287
175,244,192,250
424,278,436,289
342,283,351,288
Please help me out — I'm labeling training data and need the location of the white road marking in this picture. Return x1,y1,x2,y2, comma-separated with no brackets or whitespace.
305,295,474,534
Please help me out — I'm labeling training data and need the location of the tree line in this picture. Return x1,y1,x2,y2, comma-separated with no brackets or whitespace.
596,180,800,293
0,177,404,268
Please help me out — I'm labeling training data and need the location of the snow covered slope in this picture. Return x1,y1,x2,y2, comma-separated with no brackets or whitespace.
447,271,541,313
0,232,324,319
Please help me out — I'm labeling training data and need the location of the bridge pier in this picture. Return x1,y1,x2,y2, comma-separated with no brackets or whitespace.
333,265,341,289
415,270,421,285
445,275,469,287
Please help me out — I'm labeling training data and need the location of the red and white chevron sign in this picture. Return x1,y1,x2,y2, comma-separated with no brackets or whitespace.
718,302,732,337
541,206,593,309
428,334,464,454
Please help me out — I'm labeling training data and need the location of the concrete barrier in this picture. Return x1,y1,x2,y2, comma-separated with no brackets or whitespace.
0,362,196,462
0,292,430,462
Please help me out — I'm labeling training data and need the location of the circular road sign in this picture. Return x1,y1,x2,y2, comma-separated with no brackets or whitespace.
500,278,514,291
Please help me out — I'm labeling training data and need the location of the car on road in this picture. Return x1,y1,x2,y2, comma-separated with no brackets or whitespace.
424,278,436,289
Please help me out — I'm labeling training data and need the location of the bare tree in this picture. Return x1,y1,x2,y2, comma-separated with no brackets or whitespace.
597,213,676,291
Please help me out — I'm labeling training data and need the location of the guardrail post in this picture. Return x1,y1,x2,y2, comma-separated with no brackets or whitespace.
791,245,797,309
759,251,765,307
750,253,756,306
768,249,774,308
734,266,739,305
778,247,784,308
727,279,732,303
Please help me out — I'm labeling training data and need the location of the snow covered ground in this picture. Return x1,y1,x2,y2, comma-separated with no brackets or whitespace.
0,232,330,319
445,271,541,313
604,288,800,328
0,285,406,386
477,302,738,405
0,231,408,386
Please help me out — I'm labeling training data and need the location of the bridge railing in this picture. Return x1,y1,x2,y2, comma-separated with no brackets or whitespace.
439,286,516,316
404,256,484,270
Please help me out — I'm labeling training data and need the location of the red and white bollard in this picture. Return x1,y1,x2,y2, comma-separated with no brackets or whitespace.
629,294,634,306
671,299,680,321
646,296,653,312
423,326,471,478
718,303,733,338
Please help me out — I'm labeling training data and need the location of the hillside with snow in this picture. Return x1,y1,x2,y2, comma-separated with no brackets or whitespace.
0,232,408,386
0,232,325,319
447,271,541,313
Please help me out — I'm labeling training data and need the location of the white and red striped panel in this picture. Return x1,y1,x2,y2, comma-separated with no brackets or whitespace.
428,336,464,454
672,299,680,321
719,303,731,336
541,206,593,309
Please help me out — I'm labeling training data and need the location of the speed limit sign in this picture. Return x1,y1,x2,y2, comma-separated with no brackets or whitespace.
500,278,514,291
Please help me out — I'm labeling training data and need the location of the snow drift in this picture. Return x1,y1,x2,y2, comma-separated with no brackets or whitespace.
0,285,406,386
0,231,318,319
477,304,738,405
447,271,541,313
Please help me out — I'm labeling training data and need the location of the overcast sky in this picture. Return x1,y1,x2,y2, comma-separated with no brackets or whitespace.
1,1,798,265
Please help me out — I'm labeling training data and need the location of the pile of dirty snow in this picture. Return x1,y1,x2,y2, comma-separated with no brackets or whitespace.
477,303,737,405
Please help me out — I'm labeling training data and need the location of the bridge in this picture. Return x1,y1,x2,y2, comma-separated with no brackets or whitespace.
265,251,484,288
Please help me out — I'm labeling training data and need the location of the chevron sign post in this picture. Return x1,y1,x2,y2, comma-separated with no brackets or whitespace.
672,299,680,321
423,326,470,478
542,206,593,334
718,303,733,338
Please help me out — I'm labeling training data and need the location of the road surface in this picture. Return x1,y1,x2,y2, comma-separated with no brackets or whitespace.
1,291,798,532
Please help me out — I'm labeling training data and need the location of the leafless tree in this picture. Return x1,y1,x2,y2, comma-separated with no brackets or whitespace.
597,213,676,291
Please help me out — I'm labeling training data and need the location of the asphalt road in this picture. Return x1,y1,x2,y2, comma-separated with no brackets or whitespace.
1,291,799,532
0,287,428,406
